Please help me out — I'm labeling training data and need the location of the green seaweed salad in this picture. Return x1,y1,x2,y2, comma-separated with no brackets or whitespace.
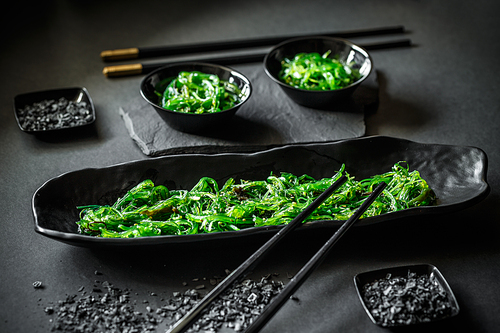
76,162,437,238
154,71,242,114
279,50,361,91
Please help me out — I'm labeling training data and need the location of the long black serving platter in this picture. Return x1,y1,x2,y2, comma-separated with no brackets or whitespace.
32,136,489,247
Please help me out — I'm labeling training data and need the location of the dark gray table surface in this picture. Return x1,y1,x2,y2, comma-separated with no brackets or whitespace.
1,1,499,332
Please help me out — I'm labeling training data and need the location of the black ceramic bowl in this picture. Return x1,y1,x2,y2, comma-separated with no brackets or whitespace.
14,87,95,133
264,37,373,109
140,62,252,134
354,264,460,327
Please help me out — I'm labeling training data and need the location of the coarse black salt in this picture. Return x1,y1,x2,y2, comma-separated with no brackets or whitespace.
44,280,158,333
360,269,457,327
16,97,93,132
42,272,286,333
182,276,285,333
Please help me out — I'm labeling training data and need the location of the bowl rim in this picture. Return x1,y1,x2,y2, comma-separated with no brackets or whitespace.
140,61,253,117
263,36,373,93
13,86,96,133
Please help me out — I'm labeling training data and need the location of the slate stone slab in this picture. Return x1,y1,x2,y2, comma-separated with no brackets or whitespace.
119,65,379,156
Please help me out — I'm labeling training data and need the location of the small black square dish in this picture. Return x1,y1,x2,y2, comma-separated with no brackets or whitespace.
14,87,95,133
354,264,460,328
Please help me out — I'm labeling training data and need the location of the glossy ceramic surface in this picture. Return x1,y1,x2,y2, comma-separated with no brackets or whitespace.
13,87,95,133
354,264,460,327
32,136,489,247
140,62,252,134
264,36,372,110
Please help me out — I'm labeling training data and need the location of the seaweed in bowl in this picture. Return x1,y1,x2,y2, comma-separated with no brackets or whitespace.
140,62,252,133
156,70,243,114
278,50,362,91
264,36,372,110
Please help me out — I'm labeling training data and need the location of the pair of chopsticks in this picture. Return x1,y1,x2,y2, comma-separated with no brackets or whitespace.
101,25,411,77
166,176,387,333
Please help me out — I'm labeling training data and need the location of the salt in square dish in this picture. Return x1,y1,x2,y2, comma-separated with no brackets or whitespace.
354,264,460,327
14,87,95,133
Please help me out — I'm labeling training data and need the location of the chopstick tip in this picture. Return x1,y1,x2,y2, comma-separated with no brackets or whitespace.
102,63,143,78
100,47,140,61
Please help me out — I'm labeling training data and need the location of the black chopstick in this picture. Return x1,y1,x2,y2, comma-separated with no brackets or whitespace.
166,174,349,333
102,39,412,78
101,25,405,62
244,181,387,332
